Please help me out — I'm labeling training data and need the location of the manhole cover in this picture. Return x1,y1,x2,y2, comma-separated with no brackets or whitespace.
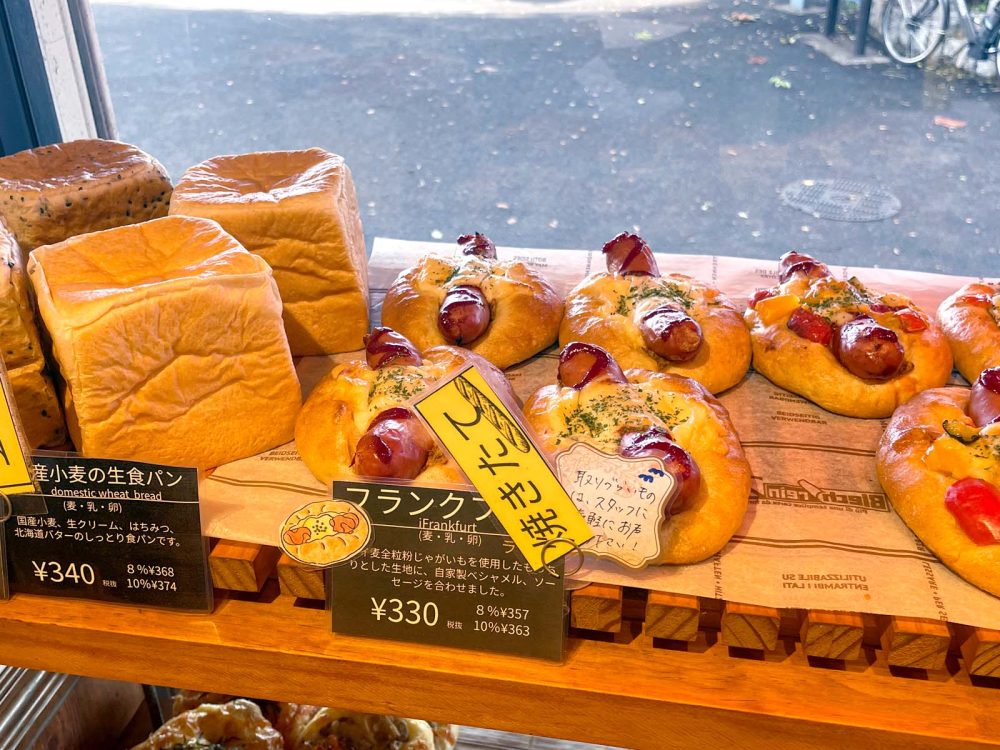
780,179,900,222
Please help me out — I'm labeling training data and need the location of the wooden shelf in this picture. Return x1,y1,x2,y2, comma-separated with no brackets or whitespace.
0,587,997,749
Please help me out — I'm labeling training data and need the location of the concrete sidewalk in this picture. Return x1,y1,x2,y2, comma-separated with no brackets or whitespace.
92,0,1000,277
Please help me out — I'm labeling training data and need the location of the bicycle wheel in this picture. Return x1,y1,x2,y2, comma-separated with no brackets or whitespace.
881,0,949,64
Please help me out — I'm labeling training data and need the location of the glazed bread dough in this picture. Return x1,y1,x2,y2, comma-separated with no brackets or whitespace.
295,346,499,486
524,370,750,564
561,272,750,394
937,282,1000,384
877,388,1000,597
0,139,171,251
277,704,456,750
28,216,301,468
133,699,284,750
0,221,65,447
746,274,953,418
277,704,444,750
170,149,368,355
380,253,562,369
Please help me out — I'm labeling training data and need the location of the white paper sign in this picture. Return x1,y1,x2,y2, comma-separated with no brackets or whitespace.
555,443,677,569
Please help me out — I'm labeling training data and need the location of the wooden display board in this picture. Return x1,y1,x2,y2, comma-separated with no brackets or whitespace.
0,581,997,750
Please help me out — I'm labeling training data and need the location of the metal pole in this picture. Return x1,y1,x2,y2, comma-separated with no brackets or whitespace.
825,0,841,36
855,0,874,54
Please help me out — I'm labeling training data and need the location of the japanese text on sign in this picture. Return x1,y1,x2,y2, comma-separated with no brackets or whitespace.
330,481,565,660
5,455,211,612
556,443,676,569
413,365,592,570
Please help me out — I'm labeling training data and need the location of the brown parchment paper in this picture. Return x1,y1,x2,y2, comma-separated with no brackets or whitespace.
201,237,1000,628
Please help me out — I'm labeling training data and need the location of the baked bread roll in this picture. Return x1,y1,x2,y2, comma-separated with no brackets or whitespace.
28,216,301,468
937,282,1000,383
170,148,368,354
133,699,283,750
0,221,65,447
561,233,750,393
524,342,750,564
877,369,1000,597
380,233,561,369
276,703,449,750
0,139,171,251
745,252,952,418
296,327,514,486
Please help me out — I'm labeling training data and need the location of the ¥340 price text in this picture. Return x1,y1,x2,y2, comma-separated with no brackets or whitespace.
31,561,96,585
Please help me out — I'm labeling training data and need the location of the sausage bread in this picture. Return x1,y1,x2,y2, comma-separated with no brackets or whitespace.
380,233,562,369
559,233,750,394
745,252,953,418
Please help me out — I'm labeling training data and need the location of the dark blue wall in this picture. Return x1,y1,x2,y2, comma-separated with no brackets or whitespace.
0,0,60,157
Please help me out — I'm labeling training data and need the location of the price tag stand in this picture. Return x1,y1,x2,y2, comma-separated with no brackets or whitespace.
5,455,211,612
327,481,565,661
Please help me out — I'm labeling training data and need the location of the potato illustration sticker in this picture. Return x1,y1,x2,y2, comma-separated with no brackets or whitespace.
279,500,372,566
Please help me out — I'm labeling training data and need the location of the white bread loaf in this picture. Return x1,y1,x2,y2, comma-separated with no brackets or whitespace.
0,139,171,251
27,216,302,468
0,220,66,447
169,148,368,355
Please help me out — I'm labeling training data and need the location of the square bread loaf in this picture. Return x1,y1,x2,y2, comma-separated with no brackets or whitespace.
0,139,172,251
8,360,66,449
0,220,66,448
169,148,368,355
27,216,302,468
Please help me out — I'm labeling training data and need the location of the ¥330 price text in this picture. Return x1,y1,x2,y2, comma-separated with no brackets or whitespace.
369,597,440,626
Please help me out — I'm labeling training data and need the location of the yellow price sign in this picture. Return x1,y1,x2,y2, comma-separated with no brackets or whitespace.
414,365,592,570
0,358,37,496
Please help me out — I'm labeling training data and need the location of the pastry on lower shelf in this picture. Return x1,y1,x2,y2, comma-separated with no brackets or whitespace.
0,138,171,251
523,342,751,564
380,233,562,369
295,326,514,486
560,232,750,394
276,703,456,750
28,215,301,468
169,148,368,355
937,282,1000,384
877,367,1000,597
745,252,953,418
133,699,283,750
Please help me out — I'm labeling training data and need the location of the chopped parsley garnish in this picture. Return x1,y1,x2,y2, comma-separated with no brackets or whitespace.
615,283,693,315
556,391,686,448
368,366,426,404
802,277,878,315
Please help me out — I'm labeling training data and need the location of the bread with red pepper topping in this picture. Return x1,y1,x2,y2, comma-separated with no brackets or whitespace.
937,282,1000,384
877,374,1000,598
745,252,952,418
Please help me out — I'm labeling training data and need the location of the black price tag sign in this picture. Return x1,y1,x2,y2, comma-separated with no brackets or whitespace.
328,481,566,661
4,455,212,612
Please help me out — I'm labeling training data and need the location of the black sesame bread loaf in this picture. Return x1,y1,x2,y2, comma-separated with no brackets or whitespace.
0,139,171,251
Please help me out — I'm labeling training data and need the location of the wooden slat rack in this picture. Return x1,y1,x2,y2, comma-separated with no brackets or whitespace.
0,537,993,749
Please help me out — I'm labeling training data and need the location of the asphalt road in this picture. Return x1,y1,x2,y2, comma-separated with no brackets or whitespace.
92,1,1000,276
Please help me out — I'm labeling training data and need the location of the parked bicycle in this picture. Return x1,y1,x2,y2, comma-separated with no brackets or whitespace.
881,0,1000,73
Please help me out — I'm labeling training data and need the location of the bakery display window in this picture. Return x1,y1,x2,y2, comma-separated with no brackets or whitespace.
0,1,998,749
